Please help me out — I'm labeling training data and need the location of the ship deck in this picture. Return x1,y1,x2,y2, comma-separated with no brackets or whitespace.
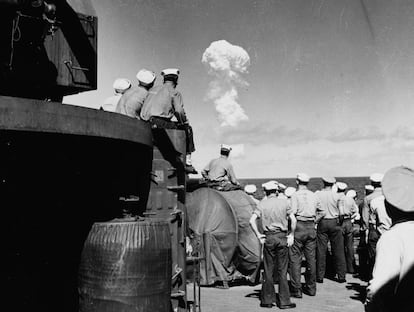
190,274,366,312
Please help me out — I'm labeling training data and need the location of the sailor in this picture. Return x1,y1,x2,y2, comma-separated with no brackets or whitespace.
346,189,357,200
284,186,296,200
365,184,374,195
356,184,375,281
365,166,414,312
101,78,131,112
201,144,240,191
244,184,259,205
316,176,347,283
337,182,358,274
249,181,297,309
289,173,323,298
115,69,156,118
140,68,197,174
362,173,392,279
346,189,361,222
277,183,287,199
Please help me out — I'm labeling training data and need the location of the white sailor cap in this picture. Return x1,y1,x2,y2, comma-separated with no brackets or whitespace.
365,185,374,191
220,144,232,152
244,184,257,194
269,180,279,187
336,182,348,191
322,176,336,184
284,187,296,198
346,189,357,199
113,78,131,93
297,173,310,183
263,181,278,191
369,173,384,183
278,183,287,190
136,69,156,85
382,166,414,212
161,68,180,76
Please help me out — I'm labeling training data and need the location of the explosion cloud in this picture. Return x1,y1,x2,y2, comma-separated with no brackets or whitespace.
202,40,251,127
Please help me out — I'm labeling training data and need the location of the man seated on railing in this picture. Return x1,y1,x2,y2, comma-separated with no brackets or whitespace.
140,68,197,174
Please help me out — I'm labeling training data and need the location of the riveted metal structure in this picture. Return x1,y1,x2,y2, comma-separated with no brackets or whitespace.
1,96,153,312
146,128,188,311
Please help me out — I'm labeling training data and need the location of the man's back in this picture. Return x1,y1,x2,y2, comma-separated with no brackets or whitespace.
140,82,186,122
115,85,148,118
363,188,384,227
370,195,392,234
316,189,340,219
367,221,414,311
291,188,320,220
102,94,122,112
204,157,235,183
257,195,291,232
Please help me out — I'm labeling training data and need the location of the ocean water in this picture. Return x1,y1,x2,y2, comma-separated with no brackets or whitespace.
239,176,370,203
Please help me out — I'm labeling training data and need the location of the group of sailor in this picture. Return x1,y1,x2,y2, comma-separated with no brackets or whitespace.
101,69,197,174
241,167,413,311
102,75,413,312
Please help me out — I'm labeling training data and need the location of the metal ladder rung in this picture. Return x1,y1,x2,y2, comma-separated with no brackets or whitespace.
171,290,185,299
167,185,185,191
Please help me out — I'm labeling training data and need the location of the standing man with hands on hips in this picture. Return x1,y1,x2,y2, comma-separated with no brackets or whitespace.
250,180,297,309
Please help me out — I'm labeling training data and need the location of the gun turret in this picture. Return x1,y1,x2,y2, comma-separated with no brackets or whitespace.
0,0,97,101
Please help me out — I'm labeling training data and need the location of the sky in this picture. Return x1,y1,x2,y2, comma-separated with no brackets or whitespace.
64,0,414,178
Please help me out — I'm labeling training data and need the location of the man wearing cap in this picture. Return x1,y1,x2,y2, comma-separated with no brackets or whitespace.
346,190,361,222
337,182,359,274
277,183,287,199
201,144,240,191
101,78,132,112
140,68,197,174
362,173,392,279
284,187,296,201
365,166,414,312
250,181,297,309
115,69,156,118
356,185,374,280
244,184,259,205
289,173,323,297
316,176,347,283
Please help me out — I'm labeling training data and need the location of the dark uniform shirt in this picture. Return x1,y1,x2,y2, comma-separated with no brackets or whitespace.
140,82,187,123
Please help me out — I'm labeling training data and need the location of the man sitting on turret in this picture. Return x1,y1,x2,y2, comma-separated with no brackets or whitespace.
201,144,241,191
140,68,197,174
101,78,131,112
115,69,156,118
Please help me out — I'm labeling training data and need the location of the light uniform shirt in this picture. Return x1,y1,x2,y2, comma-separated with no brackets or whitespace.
253,194,292,232
369,195,392,234
362,188,383,227
367,221,414,307
316,189,341,219
290,188,322,221
115,85,148,118
140,82,187,123
337,193,358,217
278,193,288,200
101,94,122,112
202,156,237,184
